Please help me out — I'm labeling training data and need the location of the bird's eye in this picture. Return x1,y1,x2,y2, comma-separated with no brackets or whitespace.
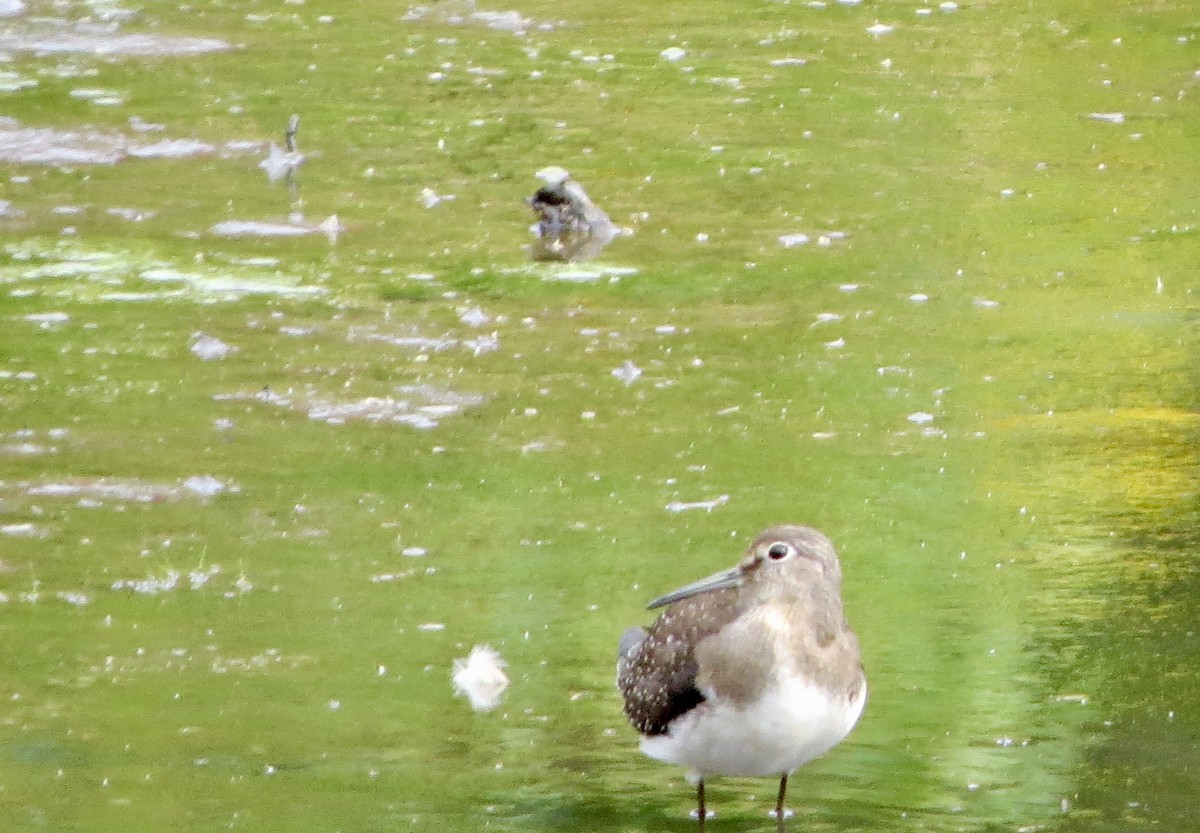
767,542,793,561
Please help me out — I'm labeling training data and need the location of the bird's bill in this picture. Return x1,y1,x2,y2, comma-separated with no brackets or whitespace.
647,566,742,610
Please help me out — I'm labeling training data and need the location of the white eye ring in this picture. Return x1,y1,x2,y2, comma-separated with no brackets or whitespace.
766,542,794,561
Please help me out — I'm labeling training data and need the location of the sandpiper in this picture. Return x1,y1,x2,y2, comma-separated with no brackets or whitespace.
528,166,589,238
526,166,619,262
617,525,866,831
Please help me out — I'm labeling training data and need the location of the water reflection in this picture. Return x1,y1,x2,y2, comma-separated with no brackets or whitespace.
1022,414,1200,830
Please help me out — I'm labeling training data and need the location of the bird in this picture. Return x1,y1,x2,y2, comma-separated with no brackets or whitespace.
528,165,590,238
617,525,866,831
259,113,304,184
526,166,619,261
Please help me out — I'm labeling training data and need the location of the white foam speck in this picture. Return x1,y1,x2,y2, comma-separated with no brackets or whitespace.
458,307,490,327
182,475,234,498
190,332,235,360
611,359,643,386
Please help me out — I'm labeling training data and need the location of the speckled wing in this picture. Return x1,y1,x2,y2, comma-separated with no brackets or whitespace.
617,588,742,736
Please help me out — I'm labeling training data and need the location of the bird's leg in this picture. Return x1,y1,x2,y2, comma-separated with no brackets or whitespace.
696,778,706,831
774,774,789,833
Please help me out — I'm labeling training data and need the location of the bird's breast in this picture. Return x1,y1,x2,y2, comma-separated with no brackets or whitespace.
640,671,865,778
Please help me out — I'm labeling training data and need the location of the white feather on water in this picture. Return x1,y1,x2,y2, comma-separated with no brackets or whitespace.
452,645,509,712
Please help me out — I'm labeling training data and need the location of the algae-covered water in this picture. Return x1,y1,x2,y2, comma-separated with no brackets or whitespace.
2,1,1198,831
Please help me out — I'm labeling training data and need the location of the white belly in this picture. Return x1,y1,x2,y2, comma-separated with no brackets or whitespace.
640,675,865,778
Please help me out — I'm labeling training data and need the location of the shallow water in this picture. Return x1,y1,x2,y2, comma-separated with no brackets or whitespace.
2,1,1198,831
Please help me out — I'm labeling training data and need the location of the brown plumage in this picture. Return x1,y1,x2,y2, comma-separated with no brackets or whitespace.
617,525,866,831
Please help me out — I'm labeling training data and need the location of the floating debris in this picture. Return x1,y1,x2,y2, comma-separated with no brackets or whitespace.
867,22,895,37
0,27,231,57
348,324,459,353
420,187,456,208
0,121,125,165
181,474,236,498
458,307,490,327
23,311,69,327
781,230,846,249
0,119,254,166
402,3,551,35
348,323,498,357
370,569,421,584
21,477,230,504
129,138,214,159
211,214,342,242
1088,112,1126,125
538,263,638,283
69,87,126,107
528,166,619,262
452,645,509,712
134,265,326,299
2,442,53,456
210,219,307,238
611,360,643,386
661,46,687,62
111,564,250,596
216,384,485,430
665,494,730,514
190,332,236,361
106,207,155,222
470,10,536,33
0,242,323,302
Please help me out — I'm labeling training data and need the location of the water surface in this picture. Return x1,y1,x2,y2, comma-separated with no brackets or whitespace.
1,1,1198,831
